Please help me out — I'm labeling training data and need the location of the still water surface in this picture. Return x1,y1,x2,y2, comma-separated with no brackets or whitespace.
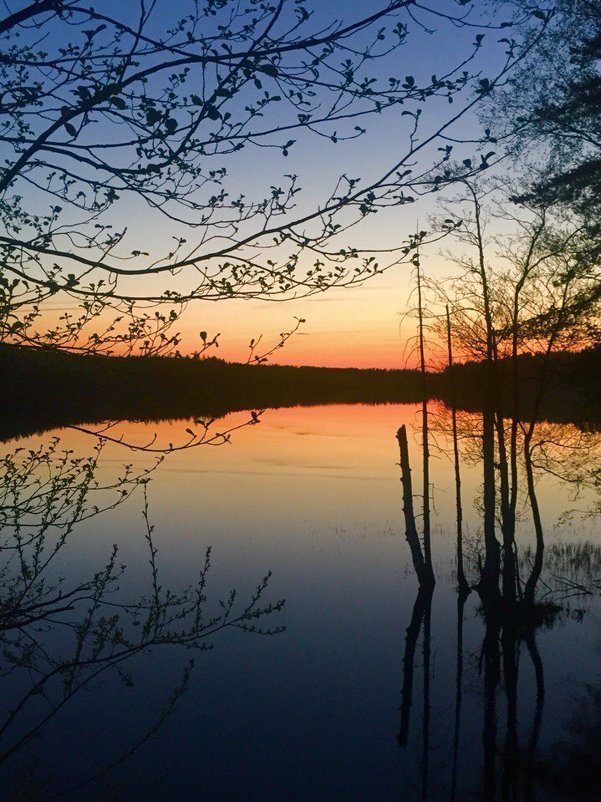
2,403,600,801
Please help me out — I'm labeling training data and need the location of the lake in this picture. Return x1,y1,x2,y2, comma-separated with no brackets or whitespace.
1,403,600,801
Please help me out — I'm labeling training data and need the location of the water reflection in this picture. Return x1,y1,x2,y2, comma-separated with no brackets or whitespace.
398,402,601,802
0,437,284,799
0,403,599,800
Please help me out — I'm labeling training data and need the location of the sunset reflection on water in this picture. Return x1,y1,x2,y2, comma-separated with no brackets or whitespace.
1,403,600,801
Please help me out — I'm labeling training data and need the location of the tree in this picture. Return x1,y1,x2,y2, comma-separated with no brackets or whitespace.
433,181,601,368
428,180,601,607
491,1,601,233
0,0,538,353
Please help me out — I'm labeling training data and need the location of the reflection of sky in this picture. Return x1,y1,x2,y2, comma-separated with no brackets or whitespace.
3,404,601,799
15,0,533,367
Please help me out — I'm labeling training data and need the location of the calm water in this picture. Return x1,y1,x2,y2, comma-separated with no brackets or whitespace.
1,403,600,801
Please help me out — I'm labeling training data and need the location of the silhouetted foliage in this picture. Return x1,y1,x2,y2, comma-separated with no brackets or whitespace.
493,1,601,244
3,338,601,444
0,0,535,354
0,341,425,442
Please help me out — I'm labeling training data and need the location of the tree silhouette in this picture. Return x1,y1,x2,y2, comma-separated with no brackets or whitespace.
0,0,540,353
492,1,601,239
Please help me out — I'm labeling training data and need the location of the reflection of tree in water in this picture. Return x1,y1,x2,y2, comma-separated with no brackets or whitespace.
535,685,601,802
398,207,601,795
397,398,601,801
0,437,284,798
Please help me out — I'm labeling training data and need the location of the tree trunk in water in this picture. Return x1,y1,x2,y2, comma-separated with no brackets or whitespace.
417,258,432,571
481,406,501,603
397,425,434,589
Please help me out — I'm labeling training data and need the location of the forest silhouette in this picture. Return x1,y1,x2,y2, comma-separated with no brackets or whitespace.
2,342,600,442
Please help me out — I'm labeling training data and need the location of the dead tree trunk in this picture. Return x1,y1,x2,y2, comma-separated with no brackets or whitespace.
397,426,435,588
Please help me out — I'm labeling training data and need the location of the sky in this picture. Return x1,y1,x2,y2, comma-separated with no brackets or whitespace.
6,0,533,368
149,0,519,369
161,0,512,370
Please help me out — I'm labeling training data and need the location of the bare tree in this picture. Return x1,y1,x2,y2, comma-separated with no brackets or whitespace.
430,180,601,605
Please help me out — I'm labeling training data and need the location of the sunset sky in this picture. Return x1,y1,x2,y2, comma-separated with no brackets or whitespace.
176,248,446,370
19,0,523,368
147,1,511,369
150,2,514,367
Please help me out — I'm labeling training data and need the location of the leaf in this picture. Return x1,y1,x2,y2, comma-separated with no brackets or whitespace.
64,122,77,137
190,94,202,106
205,105,221,121
109,96,127,110
261,63,278,77
146,108,162,125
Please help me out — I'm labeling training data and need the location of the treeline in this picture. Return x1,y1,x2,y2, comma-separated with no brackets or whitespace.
2,343,600,442
440,348,601,427
0,343,423,440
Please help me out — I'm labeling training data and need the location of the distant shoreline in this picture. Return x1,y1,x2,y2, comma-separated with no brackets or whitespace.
1,343,600,442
